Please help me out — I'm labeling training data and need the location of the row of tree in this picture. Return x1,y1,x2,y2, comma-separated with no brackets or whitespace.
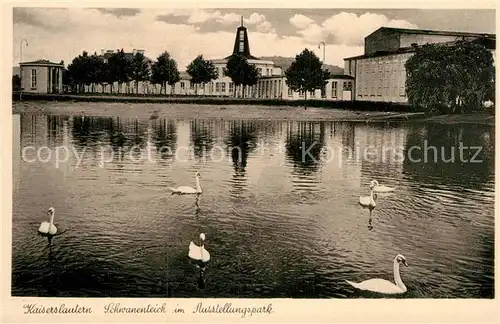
64,50,179,95
60,47,331,100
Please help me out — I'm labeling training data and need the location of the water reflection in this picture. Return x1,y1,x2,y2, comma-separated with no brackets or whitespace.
402,124,495,189
13,114,21,193
190,120,215,160
285,121,325,174
226,121,258,173
151,119,177,160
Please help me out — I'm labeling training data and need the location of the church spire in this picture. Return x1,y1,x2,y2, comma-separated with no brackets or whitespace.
231,19,253,58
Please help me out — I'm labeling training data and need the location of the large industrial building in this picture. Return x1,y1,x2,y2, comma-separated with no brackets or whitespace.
343,27,496,103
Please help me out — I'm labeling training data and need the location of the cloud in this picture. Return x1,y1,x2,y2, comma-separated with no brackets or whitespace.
289,14,316,29
256,21,275,33
162,9,271,27
246,13,265,25
290,12,418,46
13,8,364,70
13,8,67,31
95,8,141,18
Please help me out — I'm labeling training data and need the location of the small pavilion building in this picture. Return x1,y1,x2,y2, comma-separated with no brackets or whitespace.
19,59,64,94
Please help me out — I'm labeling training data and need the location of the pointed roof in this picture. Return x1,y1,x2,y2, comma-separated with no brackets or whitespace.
225,17,259,60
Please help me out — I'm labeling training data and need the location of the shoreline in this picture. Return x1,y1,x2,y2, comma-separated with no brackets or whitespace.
12,92,411,112
11,93,494,126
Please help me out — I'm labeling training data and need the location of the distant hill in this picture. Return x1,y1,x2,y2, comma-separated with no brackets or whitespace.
258,56,344,75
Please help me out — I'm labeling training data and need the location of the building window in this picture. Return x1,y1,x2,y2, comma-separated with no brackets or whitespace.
215,82,220,92
31,69,37,89
259,68,263,75
331,81,338,97
229,82,234,94
190,82,194,89
299,90,305,97
266,68,270,76
288,88,293,97
343,81,353,91
221,82,226,93
239,30,244,41
219,67,224,77
348,61,352,75
399,84,405,97
180,81,185,89
239,41,244,53
310,90,315,98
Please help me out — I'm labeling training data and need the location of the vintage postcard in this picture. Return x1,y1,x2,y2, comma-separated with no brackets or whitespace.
2,0,499,323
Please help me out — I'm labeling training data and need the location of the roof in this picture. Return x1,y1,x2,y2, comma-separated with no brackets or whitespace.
344,35,496,61
224,53,260,60
20,59,64,67
329,74,355,80
258,75,284,80
179,71,191,80
344,47,416,60
367,27,495,39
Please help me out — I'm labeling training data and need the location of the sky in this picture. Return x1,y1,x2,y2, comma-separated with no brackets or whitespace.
12,7,496,70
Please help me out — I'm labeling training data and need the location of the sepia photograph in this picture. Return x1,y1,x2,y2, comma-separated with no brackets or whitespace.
9,4,495,303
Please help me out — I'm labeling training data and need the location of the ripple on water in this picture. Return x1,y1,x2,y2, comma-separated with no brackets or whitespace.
11,112,495,298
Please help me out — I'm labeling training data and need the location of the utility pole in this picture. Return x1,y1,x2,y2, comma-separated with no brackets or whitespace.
318,41,326,98
19,39,28,100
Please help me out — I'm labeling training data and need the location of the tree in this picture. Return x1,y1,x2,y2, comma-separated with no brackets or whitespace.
107,49,130,94
88,52,106,93
242,64,259,98
12,75,21,91
187,55,218,95
130,52,151,94
284,48,331,108
151,51,180,95
67,51,91,93
405,39,495,115
62,68,71,91
224,54,254,98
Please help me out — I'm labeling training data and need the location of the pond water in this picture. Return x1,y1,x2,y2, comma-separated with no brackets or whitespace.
11,108,495,298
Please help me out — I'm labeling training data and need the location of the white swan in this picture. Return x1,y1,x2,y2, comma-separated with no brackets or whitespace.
371,180,396,193
359,182,376,208
38,207,57,235
346,254,409,294
188,233,210,263
170,172,202,195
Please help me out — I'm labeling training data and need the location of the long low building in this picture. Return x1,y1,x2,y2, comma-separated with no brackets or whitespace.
343,27,496,103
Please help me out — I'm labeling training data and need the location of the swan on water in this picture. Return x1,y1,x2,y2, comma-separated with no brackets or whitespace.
359,182,377,209
188,233,210,263
371,180,396,193
170,172,202,195
38,207,57,235
346,254,409,294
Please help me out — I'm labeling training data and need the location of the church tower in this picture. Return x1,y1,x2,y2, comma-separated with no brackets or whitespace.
230,16,257,59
